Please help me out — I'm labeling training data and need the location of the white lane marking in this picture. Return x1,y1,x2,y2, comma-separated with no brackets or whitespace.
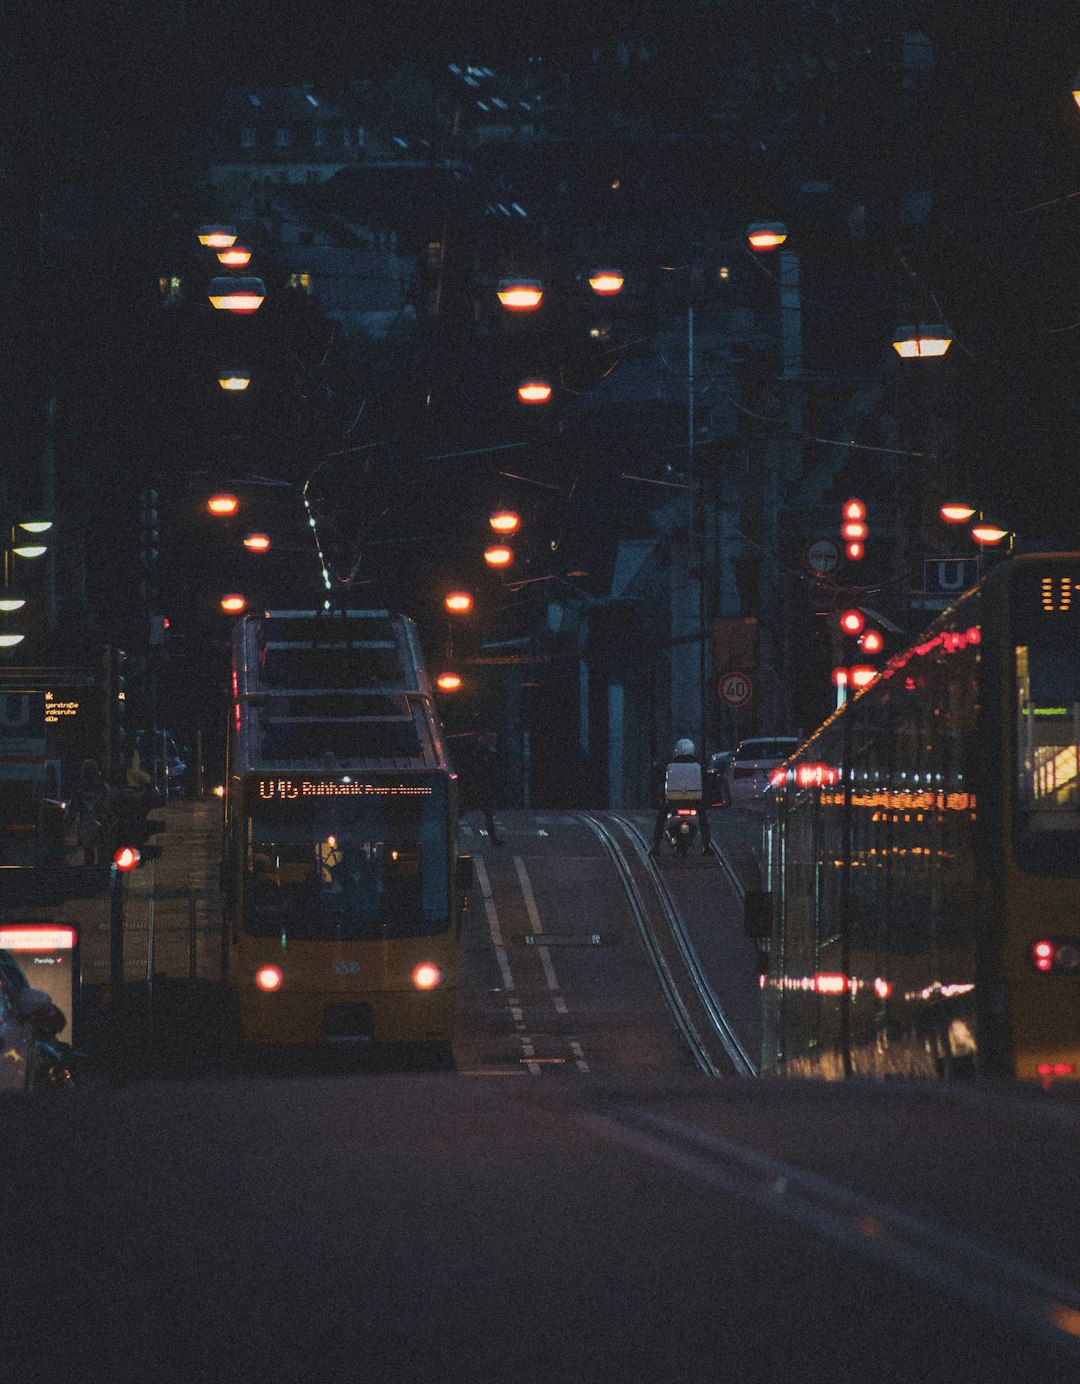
581,1108,1080,1355
458,1069,528,1077
475,854,539,1076
513,853,589,1073
475,854,514,992
513,854,560,993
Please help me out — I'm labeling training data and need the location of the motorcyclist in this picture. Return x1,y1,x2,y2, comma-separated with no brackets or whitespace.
651,737,712,855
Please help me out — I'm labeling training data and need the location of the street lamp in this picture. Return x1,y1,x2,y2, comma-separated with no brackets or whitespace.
218,369,251,391
220,594,246,613
208,494,240,515
216,245,252,267
489,510,521,534
517,379,552,404
940,502,977,523
208,277,266,313
891,323,953,358
444,591,474,613
747,221,788,250
496,277,543,310
436,671,463,691
197,224,237,248
970,521,1011,547
484,544,514,567
588,268,625,295
242,533,271,552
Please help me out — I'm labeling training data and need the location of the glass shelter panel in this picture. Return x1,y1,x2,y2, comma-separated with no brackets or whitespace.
1013,565,1080,874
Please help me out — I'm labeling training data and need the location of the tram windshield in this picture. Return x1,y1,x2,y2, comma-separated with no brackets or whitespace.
243,775,449,940
1013,565,1080,872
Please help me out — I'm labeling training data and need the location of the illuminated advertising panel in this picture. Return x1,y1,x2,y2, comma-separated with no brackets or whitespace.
0,923,78,1041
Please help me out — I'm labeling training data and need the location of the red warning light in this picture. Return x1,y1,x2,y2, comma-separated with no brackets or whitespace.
846,541,865,561
113,846,141,871
860,629,884,655
839,609,865,635
842,499,866,522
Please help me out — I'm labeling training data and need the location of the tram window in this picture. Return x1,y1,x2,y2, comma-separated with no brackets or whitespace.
243,781,449,939
1014,634,1080,873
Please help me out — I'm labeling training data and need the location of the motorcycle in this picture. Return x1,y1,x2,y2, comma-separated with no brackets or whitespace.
665,806,699,859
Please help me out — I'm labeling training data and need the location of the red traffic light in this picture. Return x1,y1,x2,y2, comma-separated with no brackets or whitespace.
842,499,866,522
839,609,865,636
846,541,865,561
841,520,868,541
113,845,141,871
859,629,884,655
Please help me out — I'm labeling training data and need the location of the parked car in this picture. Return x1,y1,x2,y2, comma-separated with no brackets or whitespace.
708,750,733,807
728,737,800,809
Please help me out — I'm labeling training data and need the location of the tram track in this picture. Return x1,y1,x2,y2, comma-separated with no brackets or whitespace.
574,812,756,1078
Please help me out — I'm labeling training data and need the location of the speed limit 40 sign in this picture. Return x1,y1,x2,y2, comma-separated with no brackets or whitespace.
718,670,754,707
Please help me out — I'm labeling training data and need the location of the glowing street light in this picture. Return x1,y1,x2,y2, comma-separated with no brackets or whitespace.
1073,72,1080,109
197,224,237,248
484,545,514,568
940,502,977,523
216,245,252,267
208,494,239,515
218,369,251,391
243,533,271,552
517,379,552,404
489,510,520,534
436,671,463,691
208,276,266,313
0,633,25,649
588,268,624,295
891,323,952,358
971,522,1010,546
444,592,474,614
747,221,788,250
0,594,26,612
496,277,543,310
220,594,246,613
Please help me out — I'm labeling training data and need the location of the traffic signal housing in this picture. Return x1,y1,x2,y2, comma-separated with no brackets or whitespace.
107,789,166,868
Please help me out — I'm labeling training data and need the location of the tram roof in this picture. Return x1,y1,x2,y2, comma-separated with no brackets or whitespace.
231,608,449,773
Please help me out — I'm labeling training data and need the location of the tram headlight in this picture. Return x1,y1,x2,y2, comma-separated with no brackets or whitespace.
412,962,444,990
255,965,284,992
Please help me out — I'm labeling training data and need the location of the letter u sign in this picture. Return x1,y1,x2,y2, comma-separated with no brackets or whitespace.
0,694,33,732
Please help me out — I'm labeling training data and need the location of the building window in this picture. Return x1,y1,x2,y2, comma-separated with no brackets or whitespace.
287,272,313,294
159,275,183,306
312,125,325,147
275,127,291,147
241,127,257,147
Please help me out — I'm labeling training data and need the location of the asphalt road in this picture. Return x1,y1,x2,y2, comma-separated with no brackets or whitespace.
5,803,1080,1380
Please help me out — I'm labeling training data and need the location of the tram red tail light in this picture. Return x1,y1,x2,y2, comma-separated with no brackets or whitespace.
412,963,444,990
255,965,283,992
1029,939,1080,973
1037,1063,1076,1077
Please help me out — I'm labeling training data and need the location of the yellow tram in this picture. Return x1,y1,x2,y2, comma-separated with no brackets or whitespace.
221,610,469,1048
758,554,1080,1080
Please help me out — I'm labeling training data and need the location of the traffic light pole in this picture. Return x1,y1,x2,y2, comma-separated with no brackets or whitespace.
109,867,124,986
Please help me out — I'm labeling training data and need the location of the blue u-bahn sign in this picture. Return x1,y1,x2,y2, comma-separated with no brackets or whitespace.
925,558,980,596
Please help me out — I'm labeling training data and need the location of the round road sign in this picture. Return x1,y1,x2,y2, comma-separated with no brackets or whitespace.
718,670,754,707
805,538,841,576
